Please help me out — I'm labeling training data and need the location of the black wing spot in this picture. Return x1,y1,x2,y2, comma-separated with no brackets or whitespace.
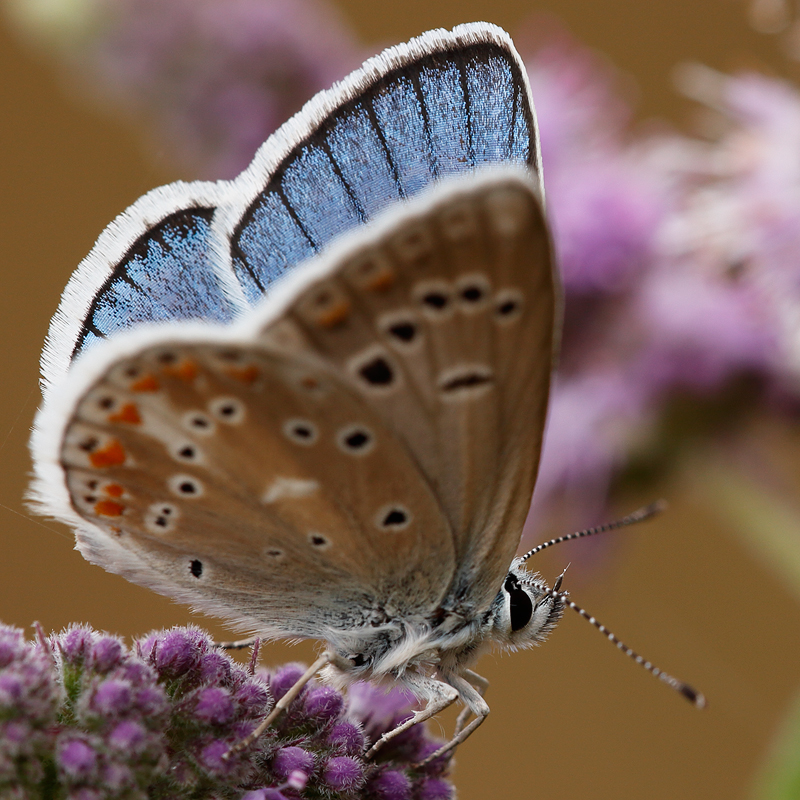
376,505,412,531
190,559,203,578
358,357,394,387
177,445,196,460
284,419,318,445
388,322,417,343
170,475,203,497
442,372,493,392
461,285,484,302
383,509,407,526
439,366,494,395
79,437,99,453
336,424,375,456
495,290,524,321
97,396,115,410
157,351,177,364
308,533,331,550
422,292,448,310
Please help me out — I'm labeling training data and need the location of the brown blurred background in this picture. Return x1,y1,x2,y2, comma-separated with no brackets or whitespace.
2,1,800,798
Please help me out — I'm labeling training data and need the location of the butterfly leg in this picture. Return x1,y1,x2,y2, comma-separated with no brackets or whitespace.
416,673,489,766
225,652,333,758
215,637,259,650
364,674,459,759
453,669,489,737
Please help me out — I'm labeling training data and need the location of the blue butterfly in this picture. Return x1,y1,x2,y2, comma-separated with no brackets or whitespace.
30,22,700,764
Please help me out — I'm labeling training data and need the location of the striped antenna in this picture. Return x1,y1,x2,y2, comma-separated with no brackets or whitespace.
520,500,667,563
547,587,706,709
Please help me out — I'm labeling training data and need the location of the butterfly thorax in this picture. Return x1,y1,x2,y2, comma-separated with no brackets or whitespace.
323,560,565,689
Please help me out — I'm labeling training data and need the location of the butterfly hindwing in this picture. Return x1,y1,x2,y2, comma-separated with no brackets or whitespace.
255,169,556,612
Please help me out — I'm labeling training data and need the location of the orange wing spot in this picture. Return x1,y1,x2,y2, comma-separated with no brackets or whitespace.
225,365,259,384
317,300,351,328
105,483,124,498
164,359,199,382
108,403,141,425
94,500,125,517
365,268,395,293
89,440,126,468
131,374,160,392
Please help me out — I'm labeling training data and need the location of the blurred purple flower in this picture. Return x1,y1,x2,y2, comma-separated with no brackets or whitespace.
9,0,361,178
0,623,454,799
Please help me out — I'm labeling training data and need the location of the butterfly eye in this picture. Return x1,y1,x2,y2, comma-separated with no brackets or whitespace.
189,560,203,578
504,575,533,632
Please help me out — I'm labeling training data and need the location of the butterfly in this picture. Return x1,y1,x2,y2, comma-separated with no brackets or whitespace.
29,22,698,764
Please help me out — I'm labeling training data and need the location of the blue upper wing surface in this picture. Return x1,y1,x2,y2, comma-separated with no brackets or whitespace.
47,25,537,389
226,36,537,301
72,206,239,361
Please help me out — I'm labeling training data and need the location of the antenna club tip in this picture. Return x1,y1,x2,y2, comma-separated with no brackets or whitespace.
680,684,707,709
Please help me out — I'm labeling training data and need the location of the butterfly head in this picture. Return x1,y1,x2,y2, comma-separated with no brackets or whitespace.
489,558,566,652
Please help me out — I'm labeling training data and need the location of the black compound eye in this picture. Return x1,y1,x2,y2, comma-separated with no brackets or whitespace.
505,575,533,632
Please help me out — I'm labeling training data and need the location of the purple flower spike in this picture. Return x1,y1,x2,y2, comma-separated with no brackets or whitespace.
68,789,103,800
199,739,236,775
89,678,133,716
1,623,453,797
107,719,148,752
234,680,271,715
303,685,343,723
197,650,234,685
147,628,203,678
417,778,455,800
322,755,364,792
57,737,98,781
0,626,25,667
368,769,412,800
58,626,95,663
272,745,314,780
194,686,235,724
270,663,307,700
326,720,365,754
88,636,124,672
